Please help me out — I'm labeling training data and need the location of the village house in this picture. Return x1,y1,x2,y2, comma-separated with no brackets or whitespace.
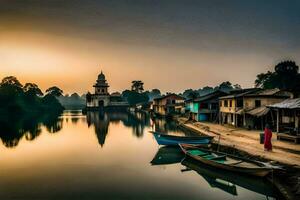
86,71,129,110
268,98,300,143
187,90,228,122
152,93,185,116
219,88,291,129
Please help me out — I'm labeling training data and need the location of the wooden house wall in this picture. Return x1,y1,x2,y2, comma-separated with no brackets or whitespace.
219,99,237,113
243,97,287,110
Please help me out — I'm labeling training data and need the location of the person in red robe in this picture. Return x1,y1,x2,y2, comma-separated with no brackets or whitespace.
264,124,272,151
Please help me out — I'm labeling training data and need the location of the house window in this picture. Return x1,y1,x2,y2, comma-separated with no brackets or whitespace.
229,100,232,107
172,99,176,104
224,100,228,107
237,99,243,107
255,100,261,107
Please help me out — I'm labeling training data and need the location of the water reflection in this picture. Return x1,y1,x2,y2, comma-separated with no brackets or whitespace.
152,117,179,133
151,146,185,165
181,158,277,198
0,113,62,148
86,111,152,147
0,110,177,149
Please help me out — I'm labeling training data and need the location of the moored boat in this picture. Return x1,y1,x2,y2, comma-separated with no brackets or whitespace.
150,131,213,146
181,158,277,197
179,144,273,177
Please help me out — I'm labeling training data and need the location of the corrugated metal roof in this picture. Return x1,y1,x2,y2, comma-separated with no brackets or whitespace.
268,98,300,109
250,88,280,95
194,90,228,102
246,106,270,117
244,88,291,97
219,88,260,99
219,88,291,99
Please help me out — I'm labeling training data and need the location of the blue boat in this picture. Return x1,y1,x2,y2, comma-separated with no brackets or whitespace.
150,131,213,146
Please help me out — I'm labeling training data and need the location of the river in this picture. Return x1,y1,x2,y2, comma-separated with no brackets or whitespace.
0,110,280,199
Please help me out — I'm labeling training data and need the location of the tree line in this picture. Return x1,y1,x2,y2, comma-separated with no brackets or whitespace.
0,76,64,116
2,60,298,113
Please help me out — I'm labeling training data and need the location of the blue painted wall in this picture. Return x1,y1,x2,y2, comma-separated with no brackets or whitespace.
198,114,208,121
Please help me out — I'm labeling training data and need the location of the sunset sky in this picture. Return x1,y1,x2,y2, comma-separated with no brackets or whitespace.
1,0,300,94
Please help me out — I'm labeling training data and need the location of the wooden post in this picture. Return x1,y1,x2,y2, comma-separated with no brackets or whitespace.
277,109,279,133
235,114,237,127
295,110,298,128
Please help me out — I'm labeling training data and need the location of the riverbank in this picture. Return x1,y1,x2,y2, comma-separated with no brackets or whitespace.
176,117,300,200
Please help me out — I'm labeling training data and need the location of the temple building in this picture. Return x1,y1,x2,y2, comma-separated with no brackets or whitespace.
86,71,129,110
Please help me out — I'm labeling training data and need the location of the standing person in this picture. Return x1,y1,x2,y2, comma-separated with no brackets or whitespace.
264,124,272,151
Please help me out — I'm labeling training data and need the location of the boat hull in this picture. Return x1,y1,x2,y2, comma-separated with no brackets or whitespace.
181,158,276,197
153,133,213,146
180,144,272,177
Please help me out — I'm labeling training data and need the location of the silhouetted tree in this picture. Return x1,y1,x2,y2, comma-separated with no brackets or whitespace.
46,86,63,97
182,89,194,98
131,81,144,93
233,84,242,89
187,90,200,100
23,83,43,96
215,81,234,92
0,76,25,113
0,76,23,88
122,90,149,105
255,60,300,93
198,86,214,96
148,89,161,101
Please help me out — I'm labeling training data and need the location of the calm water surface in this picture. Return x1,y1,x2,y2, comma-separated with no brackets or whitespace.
0,110,279,200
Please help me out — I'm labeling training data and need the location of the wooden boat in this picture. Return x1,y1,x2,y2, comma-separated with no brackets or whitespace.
181,158,277,197
179,144,273,177
150,131,213,146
